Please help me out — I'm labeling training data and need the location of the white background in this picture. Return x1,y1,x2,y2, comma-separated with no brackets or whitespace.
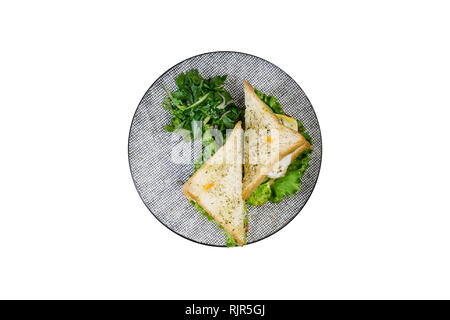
1,0,449,299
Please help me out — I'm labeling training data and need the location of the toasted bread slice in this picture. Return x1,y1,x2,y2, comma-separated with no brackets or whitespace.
183,122,246,246
242,81,310,200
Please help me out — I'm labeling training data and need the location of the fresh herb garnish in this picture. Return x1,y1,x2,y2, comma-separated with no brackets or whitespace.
163,69,243,142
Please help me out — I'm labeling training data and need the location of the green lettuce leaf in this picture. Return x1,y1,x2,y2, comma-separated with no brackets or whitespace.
254,89,284,114
269,170,301,204
224,231,238,248
289,147,312,174
297,120,313,145
269,149,312,203
246,180,272,206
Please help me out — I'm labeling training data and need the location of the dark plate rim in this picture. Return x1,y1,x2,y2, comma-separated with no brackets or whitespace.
128,50,323,247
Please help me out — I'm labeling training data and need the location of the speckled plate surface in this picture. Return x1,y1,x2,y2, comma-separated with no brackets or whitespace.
128,51,322,246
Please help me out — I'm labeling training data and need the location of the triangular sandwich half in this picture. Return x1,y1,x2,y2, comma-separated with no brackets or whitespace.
183,121,246,246
242,81,310,200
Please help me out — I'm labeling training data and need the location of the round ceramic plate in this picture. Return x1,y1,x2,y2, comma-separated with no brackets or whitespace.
128,51,322,246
